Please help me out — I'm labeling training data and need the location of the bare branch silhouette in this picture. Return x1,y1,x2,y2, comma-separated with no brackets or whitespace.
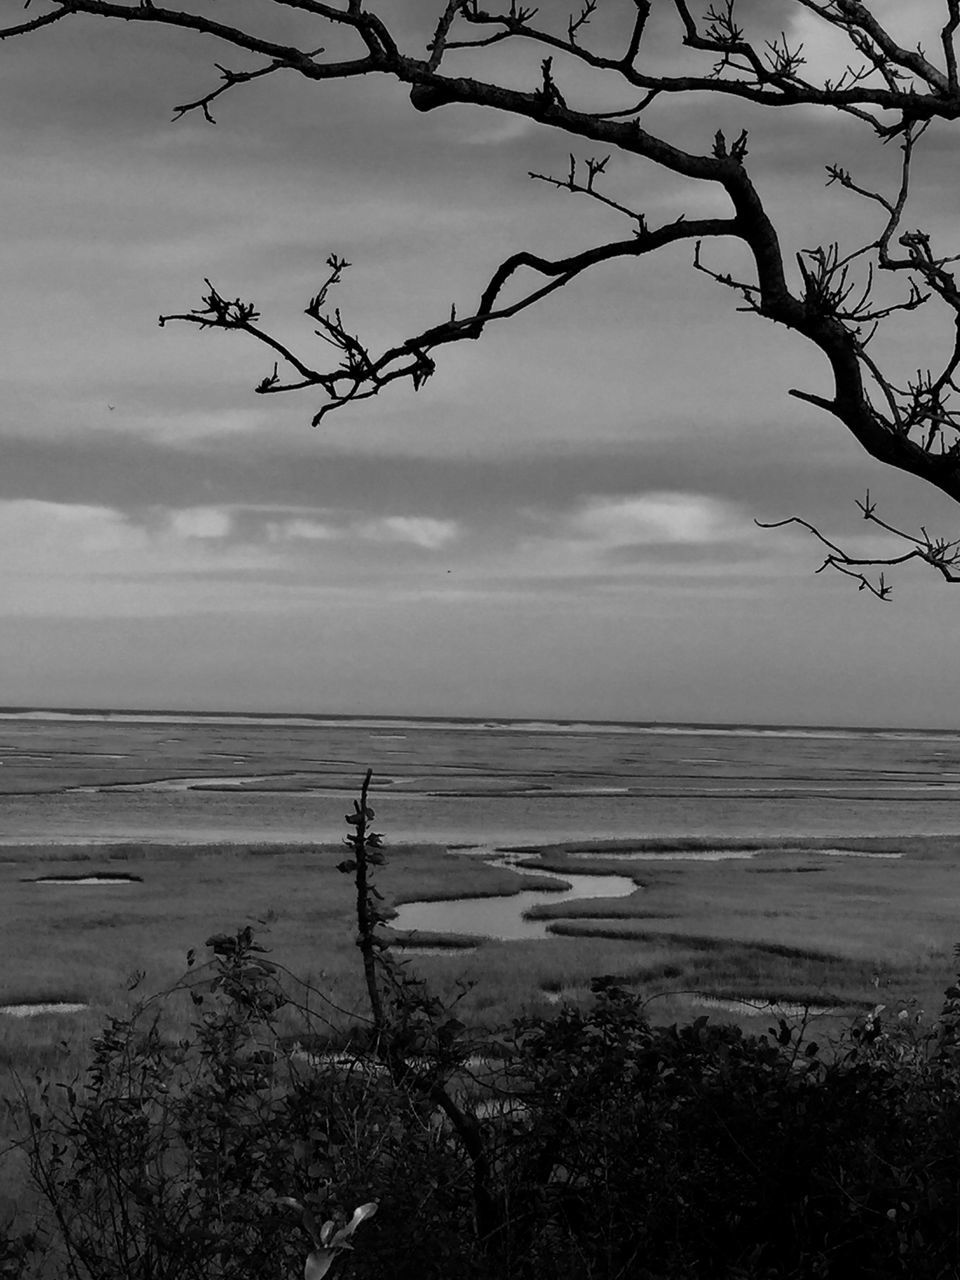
12,2,960,586
759,492,960,599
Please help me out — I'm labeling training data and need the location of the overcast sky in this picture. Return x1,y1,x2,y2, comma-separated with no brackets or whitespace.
3,1,960,727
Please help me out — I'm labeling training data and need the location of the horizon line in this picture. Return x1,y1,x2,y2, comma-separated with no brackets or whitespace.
1,704,956,736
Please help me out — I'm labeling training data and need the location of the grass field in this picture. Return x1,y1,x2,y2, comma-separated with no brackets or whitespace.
2,831,959,1061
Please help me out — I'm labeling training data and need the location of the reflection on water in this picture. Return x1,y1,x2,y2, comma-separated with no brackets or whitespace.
819,849,903,859
390,945,477,956
691,995,840,1018
391,853,637,941
31,876,141,885
568,849,759,862
0,1003,88,1017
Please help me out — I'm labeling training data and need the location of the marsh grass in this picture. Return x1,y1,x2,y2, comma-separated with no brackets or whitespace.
504,836,960,1038
5,833,959,1044
498,836,791,855
0,838,532,1002
0,841,599,1155
5,830,960,1204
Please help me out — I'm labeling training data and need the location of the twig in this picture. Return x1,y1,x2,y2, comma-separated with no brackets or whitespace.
758,492,960,597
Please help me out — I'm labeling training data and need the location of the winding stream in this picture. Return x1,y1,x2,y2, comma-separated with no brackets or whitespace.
390,849,637,942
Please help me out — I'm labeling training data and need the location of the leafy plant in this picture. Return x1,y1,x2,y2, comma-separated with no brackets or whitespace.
278,1199,378,1280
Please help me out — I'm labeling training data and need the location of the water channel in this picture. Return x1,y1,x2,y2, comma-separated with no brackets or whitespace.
389,849,638,942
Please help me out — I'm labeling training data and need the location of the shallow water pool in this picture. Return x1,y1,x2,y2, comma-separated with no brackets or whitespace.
391,853,637,941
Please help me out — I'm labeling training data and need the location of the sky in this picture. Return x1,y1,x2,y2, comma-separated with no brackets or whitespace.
3,0,960,728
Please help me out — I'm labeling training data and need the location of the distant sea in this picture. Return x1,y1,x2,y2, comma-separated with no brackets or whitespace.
3,708,960,846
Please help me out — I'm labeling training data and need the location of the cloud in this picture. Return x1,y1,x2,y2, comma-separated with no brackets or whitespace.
570,492,749,547
443,110,538,148
1,500,146,558
0,495,469,620
266,509,460,550
355,516,459,550
0,500,277,618
448,489,787,595
168,507,233,539
267,517,339,542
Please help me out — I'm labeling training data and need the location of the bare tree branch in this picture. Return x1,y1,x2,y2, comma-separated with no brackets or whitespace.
0,7,72,40
759,491,960,598
528,154,647,230
944,0,960,92
171,52,323,123
161,217,738,423
13,1,960,591
427,0,468,72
